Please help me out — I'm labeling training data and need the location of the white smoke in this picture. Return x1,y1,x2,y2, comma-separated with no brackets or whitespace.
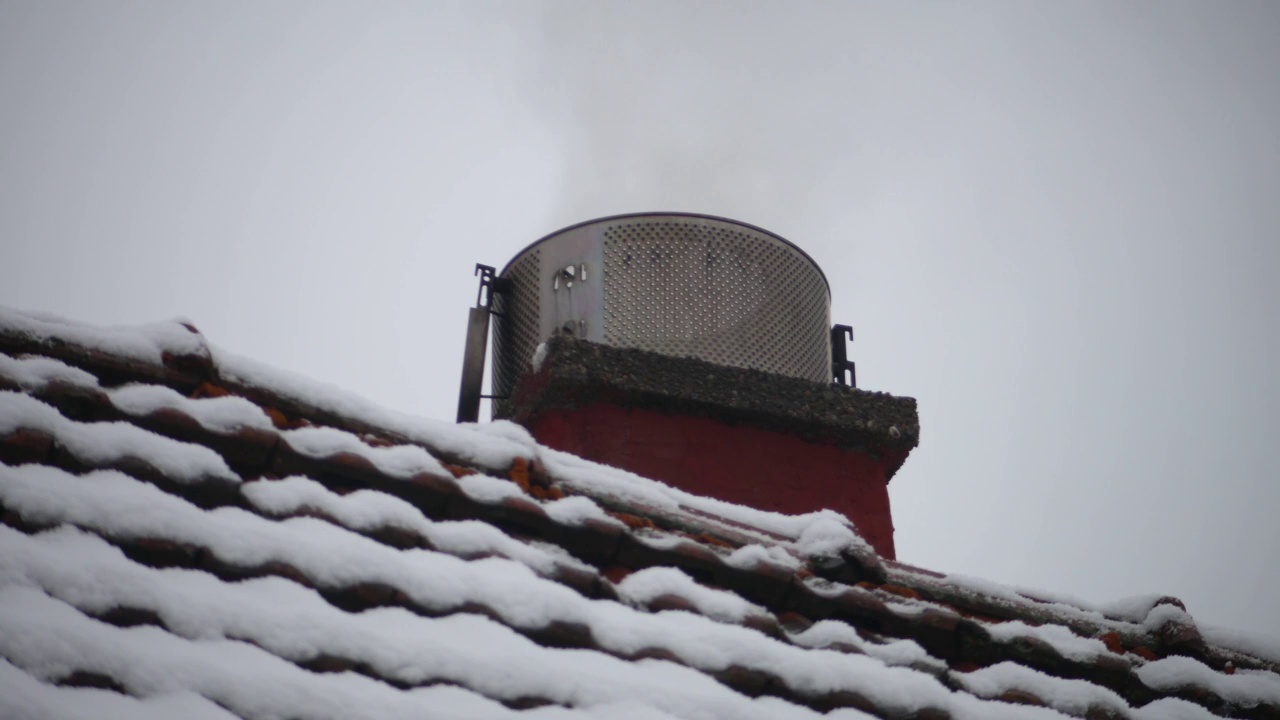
524,2,886,239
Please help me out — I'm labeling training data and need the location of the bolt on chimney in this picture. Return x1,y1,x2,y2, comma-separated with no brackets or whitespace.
459,212,918,558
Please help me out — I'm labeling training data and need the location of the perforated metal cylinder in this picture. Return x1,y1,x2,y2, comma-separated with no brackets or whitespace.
492,213,832,403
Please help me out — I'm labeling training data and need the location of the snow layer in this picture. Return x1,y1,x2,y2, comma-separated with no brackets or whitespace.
795,517,873,559
948,575,1230,657
1136,655,1280,708
242,476,592,575
954,661,1131,717
0,351,100,391
1013,586,1173,626
541,493,624,527
211,343,536,470
1,304,1265,718
0,350,276,435
0,461,1074,720
787,621,946,671
900,569,1150,643
0,657,240,720
1201,622,1280,666
0,305,206,366
1142,603,1197,634
1097,594,1184,624
0,391,237,483
455,471,531,503
725,543,803,572
0,585,714,720
0,526,857,720
936,573,1106,620
616,567,767,623
282,425,449,478
252,422,618,533
1131,697,1229,720
982,619,1111,662
108,383,273,434
447,472,620,528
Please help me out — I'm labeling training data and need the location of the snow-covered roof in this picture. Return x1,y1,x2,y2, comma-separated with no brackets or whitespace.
1,305,1277,720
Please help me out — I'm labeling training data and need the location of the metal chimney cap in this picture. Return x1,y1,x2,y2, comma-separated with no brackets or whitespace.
500,211,831,295
489,211,838,406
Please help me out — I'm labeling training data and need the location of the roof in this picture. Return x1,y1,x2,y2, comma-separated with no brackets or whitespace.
1,305,1277,720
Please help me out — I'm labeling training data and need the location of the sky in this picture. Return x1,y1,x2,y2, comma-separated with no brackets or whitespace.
2,1,1278,635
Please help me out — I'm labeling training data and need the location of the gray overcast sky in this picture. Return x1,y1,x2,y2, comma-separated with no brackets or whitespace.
3,1,1278,635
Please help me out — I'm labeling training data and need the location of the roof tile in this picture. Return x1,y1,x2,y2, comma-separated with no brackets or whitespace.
1,306,1278,720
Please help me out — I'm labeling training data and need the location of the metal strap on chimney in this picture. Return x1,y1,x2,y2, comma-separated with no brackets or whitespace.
456,264,510,423
832,324,856,387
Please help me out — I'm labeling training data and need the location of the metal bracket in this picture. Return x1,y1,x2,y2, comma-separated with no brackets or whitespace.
458,263,512,423
832,324,856,387
474,264,512,308
552,262,587,291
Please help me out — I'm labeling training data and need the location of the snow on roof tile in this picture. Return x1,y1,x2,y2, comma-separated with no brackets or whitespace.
0,656,243,720
1,304,1277,720
0,391,238,484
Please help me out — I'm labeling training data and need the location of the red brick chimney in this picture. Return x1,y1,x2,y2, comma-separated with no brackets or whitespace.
503,337,917,557
477,213,919,558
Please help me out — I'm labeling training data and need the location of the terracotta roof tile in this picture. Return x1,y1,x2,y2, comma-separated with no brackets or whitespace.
1,306,1278,720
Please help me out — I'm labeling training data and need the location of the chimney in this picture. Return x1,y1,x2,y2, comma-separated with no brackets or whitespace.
467,213,918,558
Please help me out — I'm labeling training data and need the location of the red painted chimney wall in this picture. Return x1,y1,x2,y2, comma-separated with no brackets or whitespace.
527,402,904,559
502,337,919,560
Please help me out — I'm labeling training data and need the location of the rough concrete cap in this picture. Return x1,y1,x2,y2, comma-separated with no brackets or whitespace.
500,335,920,457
